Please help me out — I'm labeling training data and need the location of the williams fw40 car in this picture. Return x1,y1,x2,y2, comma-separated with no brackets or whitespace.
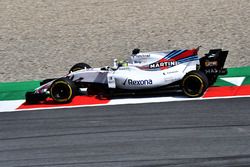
25,47,228,104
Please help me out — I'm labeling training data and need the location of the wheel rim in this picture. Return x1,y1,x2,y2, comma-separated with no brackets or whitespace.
183,75,204,96
51,82,72,102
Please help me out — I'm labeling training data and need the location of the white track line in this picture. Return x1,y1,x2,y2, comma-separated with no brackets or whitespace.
109,95,250,105
0,95,250,113
0,100,25,112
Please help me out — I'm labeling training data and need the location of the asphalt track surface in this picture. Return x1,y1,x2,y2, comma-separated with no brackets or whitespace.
0,97,250,167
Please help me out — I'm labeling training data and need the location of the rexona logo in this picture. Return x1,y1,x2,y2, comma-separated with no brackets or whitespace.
123,78,153,85
149,61,178,69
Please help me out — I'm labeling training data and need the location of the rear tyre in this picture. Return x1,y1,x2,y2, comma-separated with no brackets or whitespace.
182,71,209,97
50,78,76,103
69,63,91,73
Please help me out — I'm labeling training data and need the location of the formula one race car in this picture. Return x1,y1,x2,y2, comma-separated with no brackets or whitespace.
25,47,228,104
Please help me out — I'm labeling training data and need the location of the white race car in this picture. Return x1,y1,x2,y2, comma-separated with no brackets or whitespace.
25,47,228,104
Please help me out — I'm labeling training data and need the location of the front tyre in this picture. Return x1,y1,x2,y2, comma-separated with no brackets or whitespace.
50,78,76,103
182,71,209,97
69,63,91,73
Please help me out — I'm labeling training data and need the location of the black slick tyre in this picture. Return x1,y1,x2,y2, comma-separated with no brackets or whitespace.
50,78,76,103
69,63,91,73
182,71,209,97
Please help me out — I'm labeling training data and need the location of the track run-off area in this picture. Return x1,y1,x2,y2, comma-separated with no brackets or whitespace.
0,66,250,166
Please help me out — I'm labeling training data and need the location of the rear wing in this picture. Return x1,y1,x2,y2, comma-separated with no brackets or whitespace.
199,49,228,85
200,49,228,75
